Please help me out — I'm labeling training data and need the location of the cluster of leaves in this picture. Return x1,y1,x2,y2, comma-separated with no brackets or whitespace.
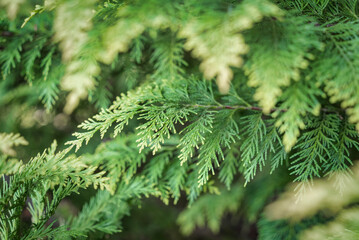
2,0,359,239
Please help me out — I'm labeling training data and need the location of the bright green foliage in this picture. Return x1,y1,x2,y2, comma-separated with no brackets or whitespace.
0,142,108,239
1,0,359,239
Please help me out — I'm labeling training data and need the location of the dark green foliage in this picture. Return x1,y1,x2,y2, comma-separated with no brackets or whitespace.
257,217,325,240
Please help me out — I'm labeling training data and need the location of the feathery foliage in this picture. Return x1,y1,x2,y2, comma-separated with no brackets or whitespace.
2,0,359,239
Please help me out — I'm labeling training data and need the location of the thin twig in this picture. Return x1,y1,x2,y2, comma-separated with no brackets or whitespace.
185,103,345,119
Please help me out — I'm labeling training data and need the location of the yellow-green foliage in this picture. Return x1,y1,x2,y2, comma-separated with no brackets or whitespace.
0,133,28,156
264,164,359,240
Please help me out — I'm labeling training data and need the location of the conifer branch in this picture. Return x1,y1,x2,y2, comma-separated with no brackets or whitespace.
185,103,344,117
3,0,359,238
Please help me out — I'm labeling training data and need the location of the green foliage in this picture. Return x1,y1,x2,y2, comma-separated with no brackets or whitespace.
0,141,108,239
274,80,322,152
2,0,359,239
0,33,32,79
177,184,243,235
263,163,359,240
240,115,286,185
314,19,359,130
257,217,323,240
180,0,281,92
0,132,28,156
244,13,322,114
